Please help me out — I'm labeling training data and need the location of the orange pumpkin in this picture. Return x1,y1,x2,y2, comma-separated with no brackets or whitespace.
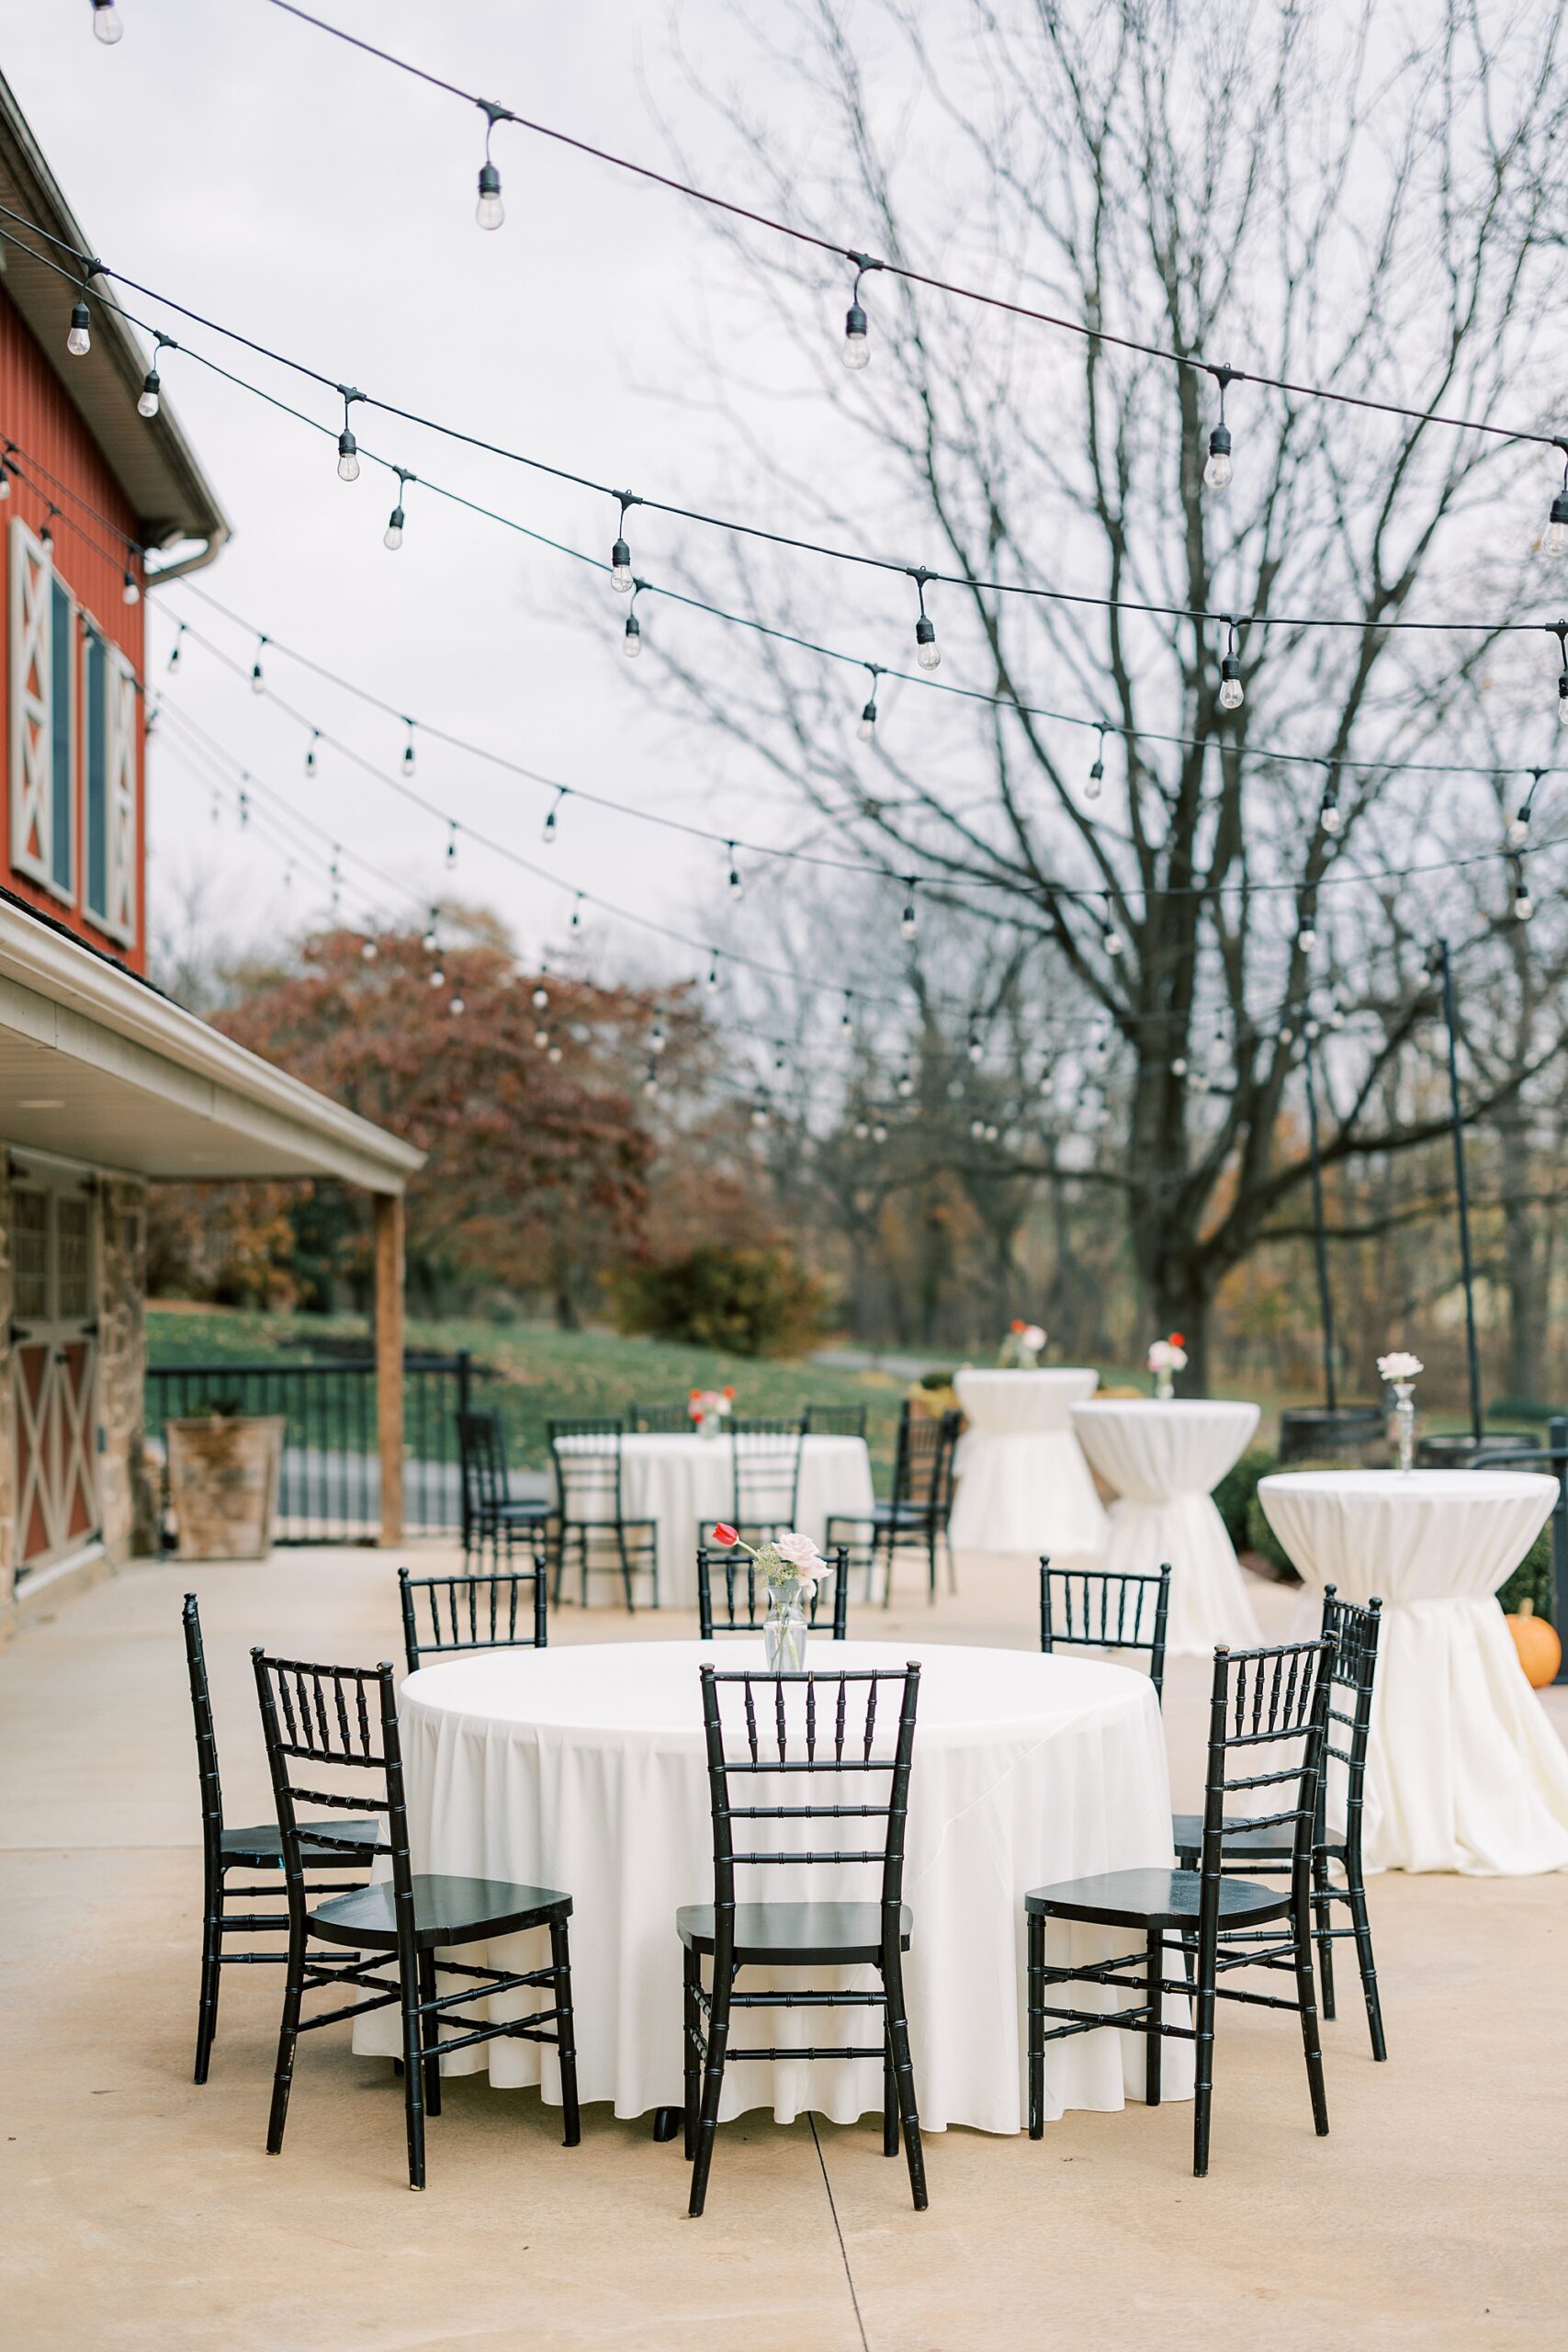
1506,1599,1562,1690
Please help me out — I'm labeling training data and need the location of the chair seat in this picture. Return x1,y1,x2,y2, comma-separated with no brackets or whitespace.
309,1873,571,1949
1171,1813,1347,1867
220,1818,380,1869
830,1501,931,1531
478,1498,551,1522
676,1900,912,1964
1025,1868,1290,1931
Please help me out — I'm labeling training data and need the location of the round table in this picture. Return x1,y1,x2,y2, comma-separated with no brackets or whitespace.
1258,1470,1568,1874
948,1369,1108,1559
558,1433,874,1610
1069,1398,1262,1656
352,1640,1191,2131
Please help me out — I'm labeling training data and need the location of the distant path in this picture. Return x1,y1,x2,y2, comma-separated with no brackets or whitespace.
812,1346,954,1381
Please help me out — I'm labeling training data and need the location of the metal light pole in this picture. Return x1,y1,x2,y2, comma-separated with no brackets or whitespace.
1301,1034,1337,1410
1435,938,1483,1442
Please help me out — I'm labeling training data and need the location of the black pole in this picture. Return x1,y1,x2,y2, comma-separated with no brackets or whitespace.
1437,939,1483,1442
1301,1037,1337,1410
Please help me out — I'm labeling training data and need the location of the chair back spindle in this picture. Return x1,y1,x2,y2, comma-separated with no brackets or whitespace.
398,1562,548,1675
252,1651,402,1939
800,1402,869,1440
1038,1559,1173,1702
729,1419,805,1536
696,1544,851,1640
1198,1638,1334,1930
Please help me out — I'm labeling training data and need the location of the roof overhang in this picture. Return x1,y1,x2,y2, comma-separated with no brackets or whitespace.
0,900,422,1192
0,70,229,567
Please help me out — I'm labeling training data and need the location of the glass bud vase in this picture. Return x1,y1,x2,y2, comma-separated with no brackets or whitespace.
1155,1370,1175,1402
1392,1382,1416,1476
763,1579,809,1673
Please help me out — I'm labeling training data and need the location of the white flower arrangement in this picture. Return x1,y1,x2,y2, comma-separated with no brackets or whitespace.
999,1320,1047,1367
709,1524,826,1591
1376,1352,1424,1383
1147,1337,1189,1373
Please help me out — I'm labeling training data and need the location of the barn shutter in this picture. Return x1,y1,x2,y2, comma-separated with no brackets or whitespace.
81,623,137,945
9,517,52,888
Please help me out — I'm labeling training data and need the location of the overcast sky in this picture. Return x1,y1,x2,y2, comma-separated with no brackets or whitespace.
3,0,824,990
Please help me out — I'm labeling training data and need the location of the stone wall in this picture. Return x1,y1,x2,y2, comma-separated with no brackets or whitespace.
96,1177,150,1564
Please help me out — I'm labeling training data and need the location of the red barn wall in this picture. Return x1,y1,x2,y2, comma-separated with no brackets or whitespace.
0,282,147,973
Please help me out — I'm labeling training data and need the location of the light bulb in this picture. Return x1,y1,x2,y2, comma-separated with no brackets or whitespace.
1516,888,1534,922
1171,1056,1188,1078
858,696,877,741
707,962,719,994
305,738,318,776
449,996,466,1016
1298,924,1316,951
623,614,642,658
166,633,181,671
534,1026,549,1049
547,1043,563,1064
1558,670,1568,726
644,1069,660,1098
967,1037,983,1064
92,0,124,40
250,662,265,694
1087,748,1105,798
915,614,941,671
121,571,140,605
1203,425,1233,492
842,302,869,369
0,466,10,499
477,162,504,231
423,926,437,952
1548,492,1568,553
1219,654,1244,710
384,507,404,550
901,901,917,938
137,371,160,419
897,1074,914,1098
1321,799,1343,835
969,1117,984,1139
728,865,743,899
873,1123,887,1143
1105,930,1123,956
67,301,91,357
362,939,378,961
532,985,549,1011
402,737,415,776
39,523,53,551
429,967,446,989
336,431,359,482
1506,811,1529,848
542,804,558,845
611,537,634,592
854,1119,870,1140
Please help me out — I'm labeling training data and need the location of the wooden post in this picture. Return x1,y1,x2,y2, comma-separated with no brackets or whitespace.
374,1191,405,1546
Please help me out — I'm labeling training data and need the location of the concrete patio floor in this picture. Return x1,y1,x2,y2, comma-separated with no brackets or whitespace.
4,1544,1566,2350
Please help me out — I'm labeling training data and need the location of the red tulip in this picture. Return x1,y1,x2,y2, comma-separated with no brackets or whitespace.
711,1522,739,1547
1169,1331,1185,1347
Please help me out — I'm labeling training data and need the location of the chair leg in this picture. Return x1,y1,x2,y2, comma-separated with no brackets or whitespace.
1026,1910,1045,2139
1345,1870,1387,2061
400,1953,428,2190
1145,1928,1163,2108
682,1945,701,2163
1292,1890,1330,2139
882,2011,900,2156
688,1962,733,2217
880,1530,897,1611
1191,1930,1217,2178
1311,1847,1337,2022
926,1525,937,1602
193,1860,224,2085
615,1528,635,1613
265,1928,306,2155
883,1949,926,2211
549,1917,581,2145
944,1529,958,1596
416,1949,442,2120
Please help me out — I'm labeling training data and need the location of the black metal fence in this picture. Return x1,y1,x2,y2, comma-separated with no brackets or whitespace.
1473,1415,1568,1684
145,1351,479,1544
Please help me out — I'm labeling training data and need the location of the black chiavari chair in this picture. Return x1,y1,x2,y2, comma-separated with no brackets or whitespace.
628,1399,701,1432
679,1660,925,2216
548,1417,659,1609
1039,1558,1173,1705
184,1592,378,2085
695,1543,851,1640
1026,1636,1334,2177
828,1403,961,1606
800,1401,869,1440
727,1418,804,1545
399,1561,547,1677
1173,1587,1385,2057
252,1648,580,2189
457,1408,551,1566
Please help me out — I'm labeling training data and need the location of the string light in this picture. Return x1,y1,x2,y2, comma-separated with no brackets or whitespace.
532,976,550,1011
857,665,879,742
402,720,416,776
429,965,446,989
570,894,583,931
384,467,412,549
542,787,565,845
1506,769,1542,849
533,1023,549,1047
649,1020,667,1056
750,1093,770,1130
547,1041,563,1063
0,447,11,500
1549,452,1568,555
1102,895,1123,956
853,1115,870,1139
67,293,92,357
1087,725,1106,800
39,506,55,552
1203,367,1236,493
237,788,250,829
335,387,362,482
623,583,643,659
138,334,173,418
910,571,941,671
1296,891,1318,952
1513,856,1534,922
91,1,123,42
167,623,184,673
706,951,720,994
121,566,140,606
446,821,457,866
611,492,638,592
1555,624,1568,727
305,729,320,777
966,1028,984,1066
1218,619,1245,711
901,880,918,938
423,910,439,953
1319,775,1342,835
728,844,743,899
449,994,466,1015
475,100,508,230
872,1121,887,1144
840,990,853,1035
251,636,266,693
361,934,378,961
643,1062,660,1098
841,254,882,371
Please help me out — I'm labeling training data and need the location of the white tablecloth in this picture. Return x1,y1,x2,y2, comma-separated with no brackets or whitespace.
558,1433,874,1609
948,1369,1108,1559
1258,1470,1568,1874
1069,1399,1262,1656
353,1640,1191,2131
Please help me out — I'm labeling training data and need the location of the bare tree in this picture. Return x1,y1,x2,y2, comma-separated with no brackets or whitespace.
647,0,1568,1387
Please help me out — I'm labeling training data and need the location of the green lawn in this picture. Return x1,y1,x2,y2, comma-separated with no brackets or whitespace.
145,1306,924,1476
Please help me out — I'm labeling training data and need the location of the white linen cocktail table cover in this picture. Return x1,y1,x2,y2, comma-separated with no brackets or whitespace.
949,1369,1108,1558
1069,1398,1262,1657
1258,1469,1568,1874
353,1639,1191,2130
556,1432,874,1610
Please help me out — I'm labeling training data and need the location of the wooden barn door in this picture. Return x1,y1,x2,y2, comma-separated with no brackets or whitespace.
11,1175,99,1577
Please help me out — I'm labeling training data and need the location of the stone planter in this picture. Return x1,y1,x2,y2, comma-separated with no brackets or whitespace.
167,1415,285,1560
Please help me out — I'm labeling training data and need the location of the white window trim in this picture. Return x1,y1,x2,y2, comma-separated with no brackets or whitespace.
8,514,75,904
79,608,138,949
